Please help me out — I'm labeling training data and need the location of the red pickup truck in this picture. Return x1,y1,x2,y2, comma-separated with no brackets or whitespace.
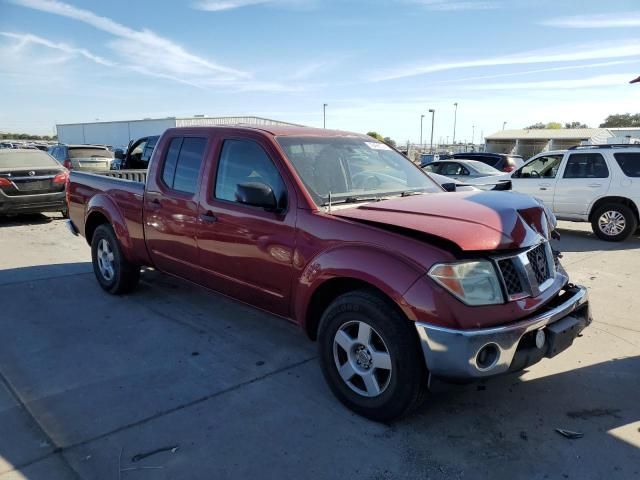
67,126,591,421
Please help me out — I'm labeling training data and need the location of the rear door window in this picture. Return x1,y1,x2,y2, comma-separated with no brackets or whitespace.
563,153,609,178
68,147,113,159
161,137,207,194
613,152,640,177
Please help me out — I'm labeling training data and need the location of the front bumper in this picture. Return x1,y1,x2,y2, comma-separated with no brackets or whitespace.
415,285,590,379
0,191,65,214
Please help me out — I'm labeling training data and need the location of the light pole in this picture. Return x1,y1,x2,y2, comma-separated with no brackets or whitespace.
420,114,425,146
502,121,507,131
323,103,328,129
428,109,435,153
472,124,475,145
452,102,458,145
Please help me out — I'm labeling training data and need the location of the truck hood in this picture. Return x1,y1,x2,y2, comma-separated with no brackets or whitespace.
332,191,551,251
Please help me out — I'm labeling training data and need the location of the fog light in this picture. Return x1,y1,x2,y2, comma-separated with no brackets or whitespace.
476,343,499,370
535,329,546,349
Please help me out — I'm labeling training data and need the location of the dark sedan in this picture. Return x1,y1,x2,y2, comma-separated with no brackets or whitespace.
0,149,68,217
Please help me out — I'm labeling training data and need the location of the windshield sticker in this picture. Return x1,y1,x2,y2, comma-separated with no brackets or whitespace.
364,142,392,151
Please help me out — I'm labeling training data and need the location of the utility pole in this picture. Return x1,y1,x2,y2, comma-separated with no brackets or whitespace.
472,124,475,145
428,109,435,153
323,103,328,129
420,114,425,147
502,121,507,131
452,102,458,144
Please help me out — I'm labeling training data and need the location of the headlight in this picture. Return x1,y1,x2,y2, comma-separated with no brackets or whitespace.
428,260,503,306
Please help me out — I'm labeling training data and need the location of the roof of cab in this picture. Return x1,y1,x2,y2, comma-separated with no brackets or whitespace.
166,125,370,138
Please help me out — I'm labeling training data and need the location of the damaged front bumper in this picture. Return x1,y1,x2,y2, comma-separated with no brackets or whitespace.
414,284,590,379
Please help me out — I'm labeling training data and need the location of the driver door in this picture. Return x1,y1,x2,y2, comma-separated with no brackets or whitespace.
196,137,297,317
510,154,564,207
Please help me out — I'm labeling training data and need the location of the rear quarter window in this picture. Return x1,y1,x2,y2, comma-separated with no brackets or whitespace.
614,152,640,177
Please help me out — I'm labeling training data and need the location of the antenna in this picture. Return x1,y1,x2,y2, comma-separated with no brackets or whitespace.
328,191,332,214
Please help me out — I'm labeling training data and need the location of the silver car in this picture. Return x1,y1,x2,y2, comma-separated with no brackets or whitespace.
48,144,113,172
423,159,503,182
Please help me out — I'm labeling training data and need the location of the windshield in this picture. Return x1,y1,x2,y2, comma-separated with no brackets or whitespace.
466,160,501,174
0,150,58,169
69,147,114,159
277,136,441,205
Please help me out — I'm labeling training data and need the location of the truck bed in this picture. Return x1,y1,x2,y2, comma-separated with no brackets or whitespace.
67,170,148,264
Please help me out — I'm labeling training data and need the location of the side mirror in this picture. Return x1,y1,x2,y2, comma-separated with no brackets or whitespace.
441,182,457,192
236,182,278,210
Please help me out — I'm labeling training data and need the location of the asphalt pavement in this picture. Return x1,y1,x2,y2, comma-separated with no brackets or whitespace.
0,213,638,479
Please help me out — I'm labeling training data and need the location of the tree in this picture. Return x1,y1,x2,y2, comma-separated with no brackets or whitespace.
366,131,396,147
546,122,562,129
600,113,640,128
526,122,546,129
564,121,589,129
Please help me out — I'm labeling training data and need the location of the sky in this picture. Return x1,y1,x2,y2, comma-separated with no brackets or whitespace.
1,0,640,143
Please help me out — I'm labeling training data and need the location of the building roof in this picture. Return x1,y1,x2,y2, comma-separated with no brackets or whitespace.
486,128,611,140
57,115,303,128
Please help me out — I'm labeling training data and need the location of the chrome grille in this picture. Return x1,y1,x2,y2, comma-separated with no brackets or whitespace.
526,243,551,284
494,241,555,300
497,259,523,296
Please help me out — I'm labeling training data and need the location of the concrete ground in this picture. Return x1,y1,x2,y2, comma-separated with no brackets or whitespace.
0,214,638,480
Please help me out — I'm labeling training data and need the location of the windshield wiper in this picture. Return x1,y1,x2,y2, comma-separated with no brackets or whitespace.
321,195,387,206
400,190,424,197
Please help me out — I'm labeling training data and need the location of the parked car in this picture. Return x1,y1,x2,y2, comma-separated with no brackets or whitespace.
0,149,68,216
453,152,524,173
121,135,159,170
506,145,640,241
423,159,503,181
48,144,114,172
66,126,590,421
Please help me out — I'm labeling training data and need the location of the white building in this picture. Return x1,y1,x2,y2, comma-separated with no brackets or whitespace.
56,115,304,147
484,128,614,159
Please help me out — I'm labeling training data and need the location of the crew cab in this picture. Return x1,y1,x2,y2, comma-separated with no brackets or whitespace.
507,145,640,241
66,126,591,421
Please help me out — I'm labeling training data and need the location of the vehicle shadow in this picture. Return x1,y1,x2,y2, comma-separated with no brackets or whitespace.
402,355,640,478
0,213,62,227
553,226,640,253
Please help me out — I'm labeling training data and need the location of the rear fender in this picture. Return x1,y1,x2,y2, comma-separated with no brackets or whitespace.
294,245,424,331
86,194,134,261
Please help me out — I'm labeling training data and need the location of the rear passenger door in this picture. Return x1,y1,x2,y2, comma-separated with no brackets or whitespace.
553,152,612,217
144,135,209,280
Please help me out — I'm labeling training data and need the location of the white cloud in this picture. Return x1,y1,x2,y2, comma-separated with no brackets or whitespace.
0,31,114,66
411,0,499,11
372,41,640,81
193,0,311,11
543,12,640,28
11,0,248,78
461,74,635,91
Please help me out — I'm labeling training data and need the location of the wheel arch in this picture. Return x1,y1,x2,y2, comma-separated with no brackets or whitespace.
85,194,135,262
588,196,640,223
295,245,423,341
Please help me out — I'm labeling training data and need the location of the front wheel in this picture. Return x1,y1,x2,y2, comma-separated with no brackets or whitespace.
317,290,427,422
591,203,638,242
91,224,140,294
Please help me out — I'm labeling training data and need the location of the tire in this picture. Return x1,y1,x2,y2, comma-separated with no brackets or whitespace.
91,224,140,294
317,289,427,422
591,203,638,242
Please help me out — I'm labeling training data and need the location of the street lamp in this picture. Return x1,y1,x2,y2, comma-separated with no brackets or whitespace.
452,102,458,145
420,114,425,146
472,124,475,145
323,103,328,129
428,109,435,153
502,121,507,131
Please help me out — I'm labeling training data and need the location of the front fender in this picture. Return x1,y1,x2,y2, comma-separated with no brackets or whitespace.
293,244,425,329
86,194,134,261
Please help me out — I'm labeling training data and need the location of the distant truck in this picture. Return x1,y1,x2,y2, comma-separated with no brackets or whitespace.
66,126,591,421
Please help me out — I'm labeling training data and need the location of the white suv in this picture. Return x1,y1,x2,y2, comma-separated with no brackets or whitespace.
508,145,640,241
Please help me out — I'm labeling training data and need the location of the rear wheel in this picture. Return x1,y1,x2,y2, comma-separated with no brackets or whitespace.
591,203,637,242
317,289,427,422
91,224,140,294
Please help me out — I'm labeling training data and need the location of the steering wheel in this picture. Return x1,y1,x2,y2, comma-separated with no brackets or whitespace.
529,170,541,178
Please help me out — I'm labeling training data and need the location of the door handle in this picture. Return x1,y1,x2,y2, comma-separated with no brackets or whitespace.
588,183,602,188
539,187,548,191
199,211,217,223
147,198,161,209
